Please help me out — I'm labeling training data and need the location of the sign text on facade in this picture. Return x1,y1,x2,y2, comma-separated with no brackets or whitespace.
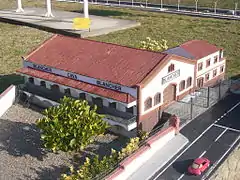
162,69,180,85
96,80,122,91
23,61,137,97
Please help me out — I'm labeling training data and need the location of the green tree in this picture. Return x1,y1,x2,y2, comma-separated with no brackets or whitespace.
139,37,168,51
36,96,109,152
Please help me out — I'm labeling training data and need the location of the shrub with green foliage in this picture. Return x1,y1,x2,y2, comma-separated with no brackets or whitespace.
139,37,168,52
36,96,109,152
61,137,140,180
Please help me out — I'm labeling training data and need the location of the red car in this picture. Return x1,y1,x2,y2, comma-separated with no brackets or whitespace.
188,157,210,176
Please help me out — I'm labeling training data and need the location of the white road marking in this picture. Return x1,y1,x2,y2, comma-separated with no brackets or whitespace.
226,101,240,114
202,135,240,180
177,173,185,180
214,128,228,142
152,124,214,180
199,150,207,158
152,101,240,180
213,124,240,133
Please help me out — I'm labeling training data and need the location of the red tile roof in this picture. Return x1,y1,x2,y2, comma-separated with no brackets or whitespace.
26,35,168,87
180,40,221,60
17,68,136,103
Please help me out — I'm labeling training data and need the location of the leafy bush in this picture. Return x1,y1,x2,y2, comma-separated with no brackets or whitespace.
61,137,140,180
36,96,109,152
138,131,150,141
139,37,168,51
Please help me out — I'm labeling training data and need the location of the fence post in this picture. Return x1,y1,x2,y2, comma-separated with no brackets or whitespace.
190,97,193,119
207,87,210,108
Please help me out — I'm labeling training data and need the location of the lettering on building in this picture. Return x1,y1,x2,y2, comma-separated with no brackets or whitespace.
67,72,78,80
96,80,122,91
33,64,52,72
24,62,137,95
162,69,180,85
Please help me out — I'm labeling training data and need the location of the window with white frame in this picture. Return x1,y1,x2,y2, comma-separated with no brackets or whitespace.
179,80,185,91
213,69,217,77
144,97,152,111
205,73,210,81
214,56,218,64
206,59,211,67
168,64,175,73
220,65,224,73
186,77,192,88
198,62,203,71
154,93,161,105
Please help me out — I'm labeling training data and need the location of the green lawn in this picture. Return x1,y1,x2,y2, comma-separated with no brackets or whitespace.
0,0,240,93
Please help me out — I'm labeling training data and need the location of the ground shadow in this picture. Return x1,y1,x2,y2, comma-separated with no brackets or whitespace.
172,159,194,174
21,165,69,180
0,118,47,160
231,74,240,80
0,74,23,93
73,8,132,17
86,134,128,156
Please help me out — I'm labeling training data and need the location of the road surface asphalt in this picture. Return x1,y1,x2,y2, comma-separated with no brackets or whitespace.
150,93,240,180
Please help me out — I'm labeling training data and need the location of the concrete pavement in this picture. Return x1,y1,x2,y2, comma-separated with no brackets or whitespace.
0,7,140,37
127,133,189,180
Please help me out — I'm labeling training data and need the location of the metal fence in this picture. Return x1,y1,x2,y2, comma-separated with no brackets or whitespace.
58,0,240,16
164,79,232,127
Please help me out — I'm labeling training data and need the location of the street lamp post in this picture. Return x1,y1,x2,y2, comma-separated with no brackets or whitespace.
235,2,238,15
16,0,24,12
45,0,54,17
160,0,163,10
177,0,180,11
214,1,218,14
195,0,199,12
83,0,89,18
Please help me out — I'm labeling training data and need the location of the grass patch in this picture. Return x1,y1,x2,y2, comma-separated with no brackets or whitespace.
0,1,239,93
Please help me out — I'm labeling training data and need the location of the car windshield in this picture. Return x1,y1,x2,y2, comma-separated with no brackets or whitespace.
191,162,200,169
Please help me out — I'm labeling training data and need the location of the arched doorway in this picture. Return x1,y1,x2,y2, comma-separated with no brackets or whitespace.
163,84,176,105
51,84,60,92
92,97,103,108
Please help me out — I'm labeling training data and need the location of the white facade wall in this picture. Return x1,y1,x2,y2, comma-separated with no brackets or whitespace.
0,85,16,117
141,59,195,115
196,51,226,83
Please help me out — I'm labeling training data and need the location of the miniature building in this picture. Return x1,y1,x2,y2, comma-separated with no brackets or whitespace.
16,35,226,136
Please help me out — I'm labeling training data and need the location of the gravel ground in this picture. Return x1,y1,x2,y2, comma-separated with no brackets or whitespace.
210,145,240,180
0,104,128,180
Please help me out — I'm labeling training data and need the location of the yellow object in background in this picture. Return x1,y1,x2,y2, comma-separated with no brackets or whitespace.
73,17,91,30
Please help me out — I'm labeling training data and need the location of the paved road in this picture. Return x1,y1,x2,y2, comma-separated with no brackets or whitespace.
150,93,240,180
